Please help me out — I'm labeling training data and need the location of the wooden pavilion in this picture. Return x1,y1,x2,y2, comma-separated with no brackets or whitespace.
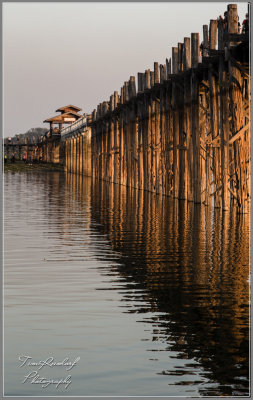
44,105,82,134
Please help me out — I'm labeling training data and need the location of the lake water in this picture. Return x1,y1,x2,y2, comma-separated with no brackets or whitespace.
4,171,249,396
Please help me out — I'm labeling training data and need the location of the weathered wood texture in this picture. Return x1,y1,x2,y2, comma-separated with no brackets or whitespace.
48,4,250,213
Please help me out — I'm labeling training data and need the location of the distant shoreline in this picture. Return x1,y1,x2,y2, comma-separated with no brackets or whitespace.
4,161,64,173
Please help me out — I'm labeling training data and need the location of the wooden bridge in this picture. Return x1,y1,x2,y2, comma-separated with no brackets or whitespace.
6,4,250,213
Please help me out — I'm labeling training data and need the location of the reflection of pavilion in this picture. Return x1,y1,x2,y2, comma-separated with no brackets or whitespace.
43,105,82,135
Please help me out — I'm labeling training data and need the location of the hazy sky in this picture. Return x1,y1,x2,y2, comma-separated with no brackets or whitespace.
3,2,248,137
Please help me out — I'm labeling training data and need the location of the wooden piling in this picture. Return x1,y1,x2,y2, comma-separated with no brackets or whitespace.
79,4,249,213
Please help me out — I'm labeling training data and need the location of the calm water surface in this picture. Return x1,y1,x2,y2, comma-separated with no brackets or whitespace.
4,171,249,396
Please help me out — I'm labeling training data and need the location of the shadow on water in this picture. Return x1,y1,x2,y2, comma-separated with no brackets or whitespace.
5,171,249,396
62,173,249,397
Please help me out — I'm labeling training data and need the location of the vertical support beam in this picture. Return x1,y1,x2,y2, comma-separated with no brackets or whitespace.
145,70,151,89
218,19,224,50
67,139,71,172
203,25,209,56
166,58,171,77
191,33,201,203
178,78,186,199
110,94,115,182
137,100,144,190
154,62,159,84
178,43,183,72
219,56,230,210
191,33,199,68
172,80,179,198
79,134,83,176
229,58,248,212
151,94,156,192
114,116,120,184
209,20,218,50
184,74,191,201
227,3,238,33
76,135,80,175
150,71,154,87
172,47,179,74
147,94,152,192
138,73,143,92
183,37,191,70
160,86,166,195
73,137,77,174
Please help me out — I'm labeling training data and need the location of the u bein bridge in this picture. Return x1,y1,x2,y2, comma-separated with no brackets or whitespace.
5,4,250,213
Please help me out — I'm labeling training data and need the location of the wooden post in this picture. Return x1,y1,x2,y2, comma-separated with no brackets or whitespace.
145,70,151,89
227,4,238,33
110,94,115,182
76,135,80,175
219,56,230,210
191,33,201,203
79,134,83,175
172,47,179,74
178,43,183,72
114,116,120,184
137,99,144,190
150,93,156,192
160,86,166,195
191,33,199,68
203,25,209,56
172,78,179,198
209,20,218,50
150,71,154,87
73,137,77,174
183,37,191,69
154,62,159,84
138,73,143,92
166,58,171,77
178,76,187,200
218,19,224,50
159,64,163,83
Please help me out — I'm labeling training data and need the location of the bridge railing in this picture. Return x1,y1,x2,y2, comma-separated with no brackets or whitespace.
61,115,87,138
